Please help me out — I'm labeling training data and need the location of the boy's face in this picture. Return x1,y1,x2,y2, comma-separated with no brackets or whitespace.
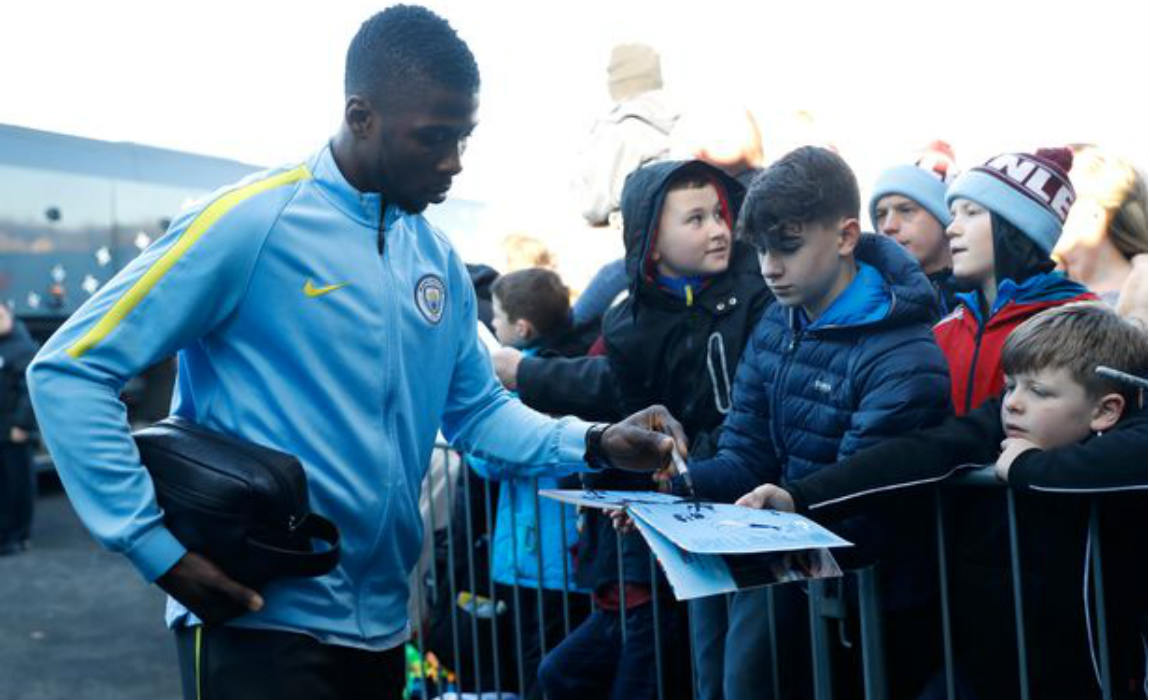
758,217,859,318
491,296,530,348
651,183,732,278
874,194,951,275
946,197,995,284
1000,367,1118,449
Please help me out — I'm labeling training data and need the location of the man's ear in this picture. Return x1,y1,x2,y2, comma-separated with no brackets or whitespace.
344,95,376,140
1089,392,1126,433
838,217,861,256
515,319,536,343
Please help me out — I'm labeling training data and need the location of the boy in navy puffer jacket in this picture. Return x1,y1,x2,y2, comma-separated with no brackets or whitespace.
655,147,952,699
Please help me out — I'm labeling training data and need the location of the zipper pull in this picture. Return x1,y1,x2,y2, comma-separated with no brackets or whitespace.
377,201,387,256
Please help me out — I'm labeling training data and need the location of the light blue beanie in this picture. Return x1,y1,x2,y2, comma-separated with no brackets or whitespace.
869,164,951,232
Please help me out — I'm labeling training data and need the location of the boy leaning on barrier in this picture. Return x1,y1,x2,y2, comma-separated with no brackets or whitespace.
739,302,1148,699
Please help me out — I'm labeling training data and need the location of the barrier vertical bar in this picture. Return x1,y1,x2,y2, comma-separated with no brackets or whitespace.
934,489,956,699
767,586,781,700
424,454,442,696
1005,489,1030,700
1089,499,1113,700
688,600,699,700
441,447,463,696
461,467,483,693
415,566,429,697
426,455,441,624
856,566,888,700
532,480,548,661
507,486,527,695
650,553,665,700
483,478,503,698
616,528,628,644
808,580,833,700
558,502,572,637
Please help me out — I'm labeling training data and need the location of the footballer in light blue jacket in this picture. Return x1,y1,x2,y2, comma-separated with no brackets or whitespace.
26,141,621,650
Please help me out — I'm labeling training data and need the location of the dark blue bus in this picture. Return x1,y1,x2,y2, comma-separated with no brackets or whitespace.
0,123,262,329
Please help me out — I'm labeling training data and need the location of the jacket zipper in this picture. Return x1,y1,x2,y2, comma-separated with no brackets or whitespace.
354,200,396,638
963,317,986,414
159,479,238,515
769,290,898,473
769,320,800,467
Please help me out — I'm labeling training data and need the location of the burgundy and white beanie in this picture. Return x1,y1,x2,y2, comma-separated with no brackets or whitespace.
945,147,1076,255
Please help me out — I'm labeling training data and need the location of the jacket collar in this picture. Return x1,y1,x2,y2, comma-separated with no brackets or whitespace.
786,234,936,333
791,262,892,332
309,144,406,231
955,271,1091,324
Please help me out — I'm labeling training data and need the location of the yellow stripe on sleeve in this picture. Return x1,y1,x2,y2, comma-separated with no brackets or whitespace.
195,625,203,700
67,164,311,359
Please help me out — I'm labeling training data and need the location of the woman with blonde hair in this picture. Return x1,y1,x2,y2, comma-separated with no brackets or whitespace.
1055,145,1147,316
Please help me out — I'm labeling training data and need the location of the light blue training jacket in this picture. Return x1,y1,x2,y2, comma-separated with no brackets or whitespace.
26,144,594,650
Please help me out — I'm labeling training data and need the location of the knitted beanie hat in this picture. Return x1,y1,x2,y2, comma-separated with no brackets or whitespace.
608,43,662,101
869,163,952,231
916,140,958,185
946,147,1076,255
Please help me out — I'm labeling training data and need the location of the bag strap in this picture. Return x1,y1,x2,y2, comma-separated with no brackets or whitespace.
245,514,340,579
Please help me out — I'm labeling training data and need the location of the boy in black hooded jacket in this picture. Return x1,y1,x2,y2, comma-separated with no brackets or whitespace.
537,161,772,700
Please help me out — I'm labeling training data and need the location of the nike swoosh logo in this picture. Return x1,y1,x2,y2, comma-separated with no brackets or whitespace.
303,279,348,297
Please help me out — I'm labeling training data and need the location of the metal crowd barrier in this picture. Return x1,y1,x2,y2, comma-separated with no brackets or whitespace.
409,445,1126,700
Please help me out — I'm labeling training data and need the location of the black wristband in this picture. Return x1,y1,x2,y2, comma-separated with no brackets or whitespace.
583,423,611,470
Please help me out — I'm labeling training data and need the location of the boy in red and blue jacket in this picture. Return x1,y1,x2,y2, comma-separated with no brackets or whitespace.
935,147,1096,414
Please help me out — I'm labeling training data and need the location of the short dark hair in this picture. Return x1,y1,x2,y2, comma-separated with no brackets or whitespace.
738,146,860,251
492,268,571,338
664,164,714,194
1002,302,1148,407
344,5,480,102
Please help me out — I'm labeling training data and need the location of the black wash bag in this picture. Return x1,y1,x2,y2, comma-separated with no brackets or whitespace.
134,416,340,592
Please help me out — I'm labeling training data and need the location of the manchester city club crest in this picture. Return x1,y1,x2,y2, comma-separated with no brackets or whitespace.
414,274,446,325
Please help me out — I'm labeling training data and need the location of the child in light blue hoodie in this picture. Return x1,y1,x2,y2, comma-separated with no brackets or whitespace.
469,267,590,700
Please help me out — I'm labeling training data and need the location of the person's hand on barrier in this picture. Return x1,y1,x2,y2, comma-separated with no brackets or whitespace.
9,427,28,443
609,509,636,534
735,483,795,512
995,437,1040,482
491,347,523,390
600,405,689,473
156,551,264,626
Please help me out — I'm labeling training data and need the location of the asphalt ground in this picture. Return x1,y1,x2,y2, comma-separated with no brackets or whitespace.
0,477,180,700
